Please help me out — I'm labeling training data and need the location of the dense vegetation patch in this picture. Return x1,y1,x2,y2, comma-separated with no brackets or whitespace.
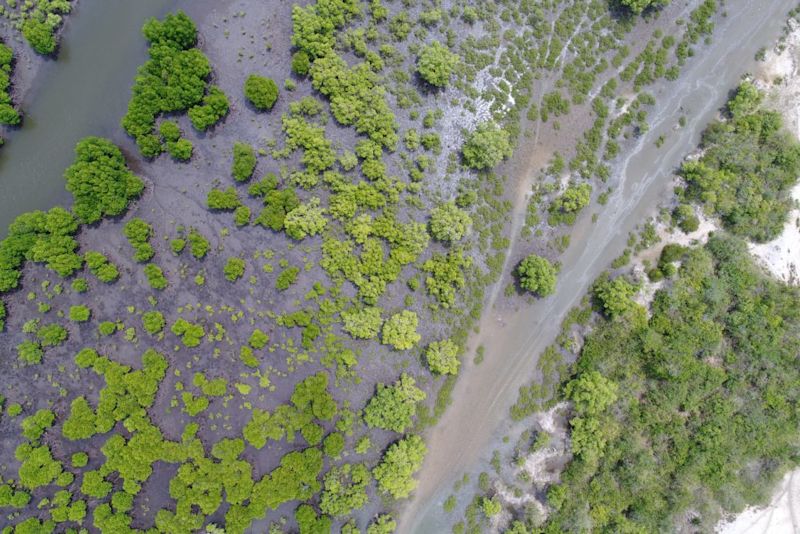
0,42,20,127
679,82,800,242
121,11,228,158
544,235,800,531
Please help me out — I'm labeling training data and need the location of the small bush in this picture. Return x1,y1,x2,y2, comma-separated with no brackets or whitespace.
244,74,279,110
68,305,91,323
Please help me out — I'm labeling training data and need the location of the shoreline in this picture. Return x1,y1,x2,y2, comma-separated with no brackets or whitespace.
0,0,79,138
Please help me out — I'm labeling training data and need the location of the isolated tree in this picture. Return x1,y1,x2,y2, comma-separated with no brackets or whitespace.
517,254,557,296
381,310,421,350
142,311,166,335
364,373,426,433
224,257,246,282
429,202,472,243
373,435,427,499
416,41,459,87
244,74,279,110
425,339,460,375
462,121,512,170
231,142,257,182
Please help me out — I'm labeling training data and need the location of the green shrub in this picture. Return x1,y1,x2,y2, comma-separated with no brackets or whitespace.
159,121,181,142
673,204,699,233
142,311,165,335
592,275,638,319
68,305,91,323
517,254,557,297
71,278,89,293
373,435,426,499
6,403,22,417
381,310,420,350
291,51,311,75
232,142,257,182
244,74,279,110
206,187,240,210
122,11,227,155
323,432,345,458
319,463,370,517
98,321,117,336
429,202,472,243
417,41,459,87
167,139,193,161
22,19,56,54
170,238,186,254
188,86,230,131
65,137,143,224
342,306,382,339
276,266,300,290
425,339,460,375
462,122,512,170
680,83,800,242
71,452,89,468
143,263,168,289
249,329,269,349
37,323,67,347
364,373,425,433
171,318,205,347
284,198,327,240
124,218,154,262
17,341,43,364
234,205,251,227
187,229,209,259
84,251,120,283
224,257,246,282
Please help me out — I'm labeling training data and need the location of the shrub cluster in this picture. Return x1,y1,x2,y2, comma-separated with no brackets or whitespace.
121,11,228,158
0,42,20,126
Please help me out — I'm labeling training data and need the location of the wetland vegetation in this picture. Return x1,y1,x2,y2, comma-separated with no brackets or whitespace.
0,0,797,533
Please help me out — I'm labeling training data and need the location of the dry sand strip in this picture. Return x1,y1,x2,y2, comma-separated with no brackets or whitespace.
717,470,800,534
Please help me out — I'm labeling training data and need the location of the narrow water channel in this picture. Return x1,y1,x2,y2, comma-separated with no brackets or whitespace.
0,0,173,234
402,1,797,531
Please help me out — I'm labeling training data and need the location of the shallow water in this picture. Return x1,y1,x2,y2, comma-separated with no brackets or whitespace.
402,1,798,531
0,0,173,234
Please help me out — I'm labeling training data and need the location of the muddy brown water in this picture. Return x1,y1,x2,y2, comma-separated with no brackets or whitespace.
0,0,175,234
401,1,799,531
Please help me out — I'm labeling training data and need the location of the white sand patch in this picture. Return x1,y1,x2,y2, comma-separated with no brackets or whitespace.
537,401,568,435
632,263,665,309
521,447,563,486
658,207,718,247
717,470,800,534
748,183,800,285
495,483,538,508
519,403,571,486
747,20,800,285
